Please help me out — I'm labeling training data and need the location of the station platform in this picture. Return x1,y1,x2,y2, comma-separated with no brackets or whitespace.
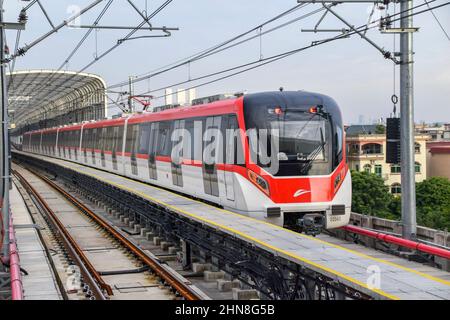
10,180,62,300
13,151,450,300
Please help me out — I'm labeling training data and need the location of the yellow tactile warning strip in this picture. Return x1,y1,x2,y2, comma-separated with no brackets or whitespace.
17,152,450,299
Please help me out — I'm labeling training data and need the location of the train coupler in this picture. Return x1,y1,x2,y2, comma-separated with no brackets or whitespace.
297,214,324,236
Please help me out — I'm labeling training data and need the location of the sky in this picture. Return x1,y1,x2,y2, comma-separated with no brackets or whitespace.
3,0,450,125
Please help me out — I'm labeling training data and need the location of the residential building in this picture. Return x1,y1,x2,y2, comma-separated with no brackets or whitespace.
426,141,450,180
346,125,429,195
416,123,450,141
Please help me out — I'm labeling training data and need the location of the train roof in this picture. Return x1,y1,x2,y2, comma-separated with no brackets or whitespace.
244,91,341,111
25,91,342,134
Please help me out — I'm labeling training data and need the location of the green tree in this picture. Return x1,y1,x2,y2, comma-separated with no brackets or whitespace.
415,177,450,230
375,124,386,134
351,170,396,218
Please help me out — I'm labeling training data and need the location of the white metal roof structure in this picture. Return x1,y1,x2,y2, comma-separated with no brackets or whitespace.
7,70,107,133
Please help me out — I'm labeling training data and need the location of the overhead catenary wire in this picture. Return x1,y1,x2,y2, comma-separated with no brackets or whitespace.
7,0,105,62
14,0,117,109
108,3,308,89
8,0,176,111
123,0,449,104
109,0,442,94
423,0,450,41
43,0,449,117
59,0,447,113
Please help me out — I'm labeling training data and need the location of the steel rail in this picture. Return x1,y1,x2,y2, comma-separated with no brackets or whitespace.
12,169,110,300
25,169,201,300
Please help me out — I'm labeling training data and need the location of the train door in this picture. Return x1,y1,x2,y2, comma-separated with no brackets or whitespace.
100,127,106,167
81,126,87,163
91,128,97,165
223,115,238,202
74,130,79,161
147,122,158,180
68,131,73,159
56,129,61,157
62,132,67,158
130,124,139,176
122,121,129,174
112,126,119,171
171,120,184,187
202,116,221,197
52,132,56,156
39,132,43,154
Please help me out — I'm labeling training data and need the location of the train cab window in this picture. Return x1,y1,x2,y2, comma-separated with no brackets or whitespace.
335,126,343,166
244,102,333,176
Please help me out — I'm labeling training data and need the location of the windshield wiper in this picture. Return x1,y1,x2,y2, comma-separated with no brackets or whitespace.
299,127,326,175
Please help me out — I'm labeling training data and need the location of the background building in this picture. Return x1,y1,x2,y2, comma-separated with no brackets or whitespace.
416,123,450,141
426,141,450,180
346,125,429,195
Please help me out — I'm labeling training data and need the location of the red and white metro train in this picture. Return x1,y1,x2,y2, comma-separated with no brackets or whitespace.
20,91,351,235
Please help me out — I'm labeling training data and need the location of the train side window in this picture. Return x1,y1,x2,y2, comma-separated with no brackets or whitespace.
148,122,159,155
106,127,114,151
117,126,124,153
157,121,171,157
97,128,103,150
184,118,196,161
76,130,81,148
224,115,245,166
92,128,98,150
131,124,140,154
138,123,151,154
125,124,133,153
86,129,91,149
193,117,206,161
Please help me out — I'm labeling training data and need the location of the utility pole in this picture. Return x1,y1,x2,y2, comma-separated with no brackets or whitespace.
128,76,135,113
296,0,418,239
0,3,27,262
0,1,11,261
399,0,417,240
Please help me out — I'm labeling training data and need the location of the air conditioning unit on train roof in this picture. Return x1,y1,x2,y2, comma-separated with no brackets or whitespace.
191,91,247,106
152,104,181,113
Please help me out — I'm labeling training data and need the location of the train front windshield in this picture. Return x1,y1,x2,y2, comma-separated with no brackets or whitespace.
243,93,344,177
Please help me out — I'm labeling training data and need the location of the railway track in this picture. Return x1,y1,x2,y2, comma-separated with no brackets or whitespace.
12,164,205,300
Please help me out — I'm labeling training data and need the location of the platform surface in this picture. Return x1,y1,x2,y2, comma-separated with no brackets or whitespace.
10,182,62,300
14,151,450,300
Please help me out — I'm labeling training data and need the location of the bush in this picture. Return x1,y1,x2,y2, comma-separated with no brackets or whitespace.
351,172,450,231
351,170,395,218
416,177,450,230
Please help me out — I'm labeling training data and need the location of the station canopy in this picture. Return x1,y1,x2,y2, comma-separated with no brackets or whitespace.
7,70,107,133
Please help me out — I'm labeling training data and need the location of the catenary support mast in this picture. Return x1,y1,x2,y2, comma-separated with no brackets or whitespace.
296,0,417,239
399,0,416,239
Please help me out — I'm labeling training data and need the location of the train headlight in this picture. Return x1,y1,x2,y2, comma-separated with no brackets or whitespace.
247,170,270,196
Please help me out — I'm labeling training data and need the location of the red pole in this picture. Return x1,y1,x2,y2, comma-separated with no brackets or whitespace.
343,225,450,260
8,213,23,300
